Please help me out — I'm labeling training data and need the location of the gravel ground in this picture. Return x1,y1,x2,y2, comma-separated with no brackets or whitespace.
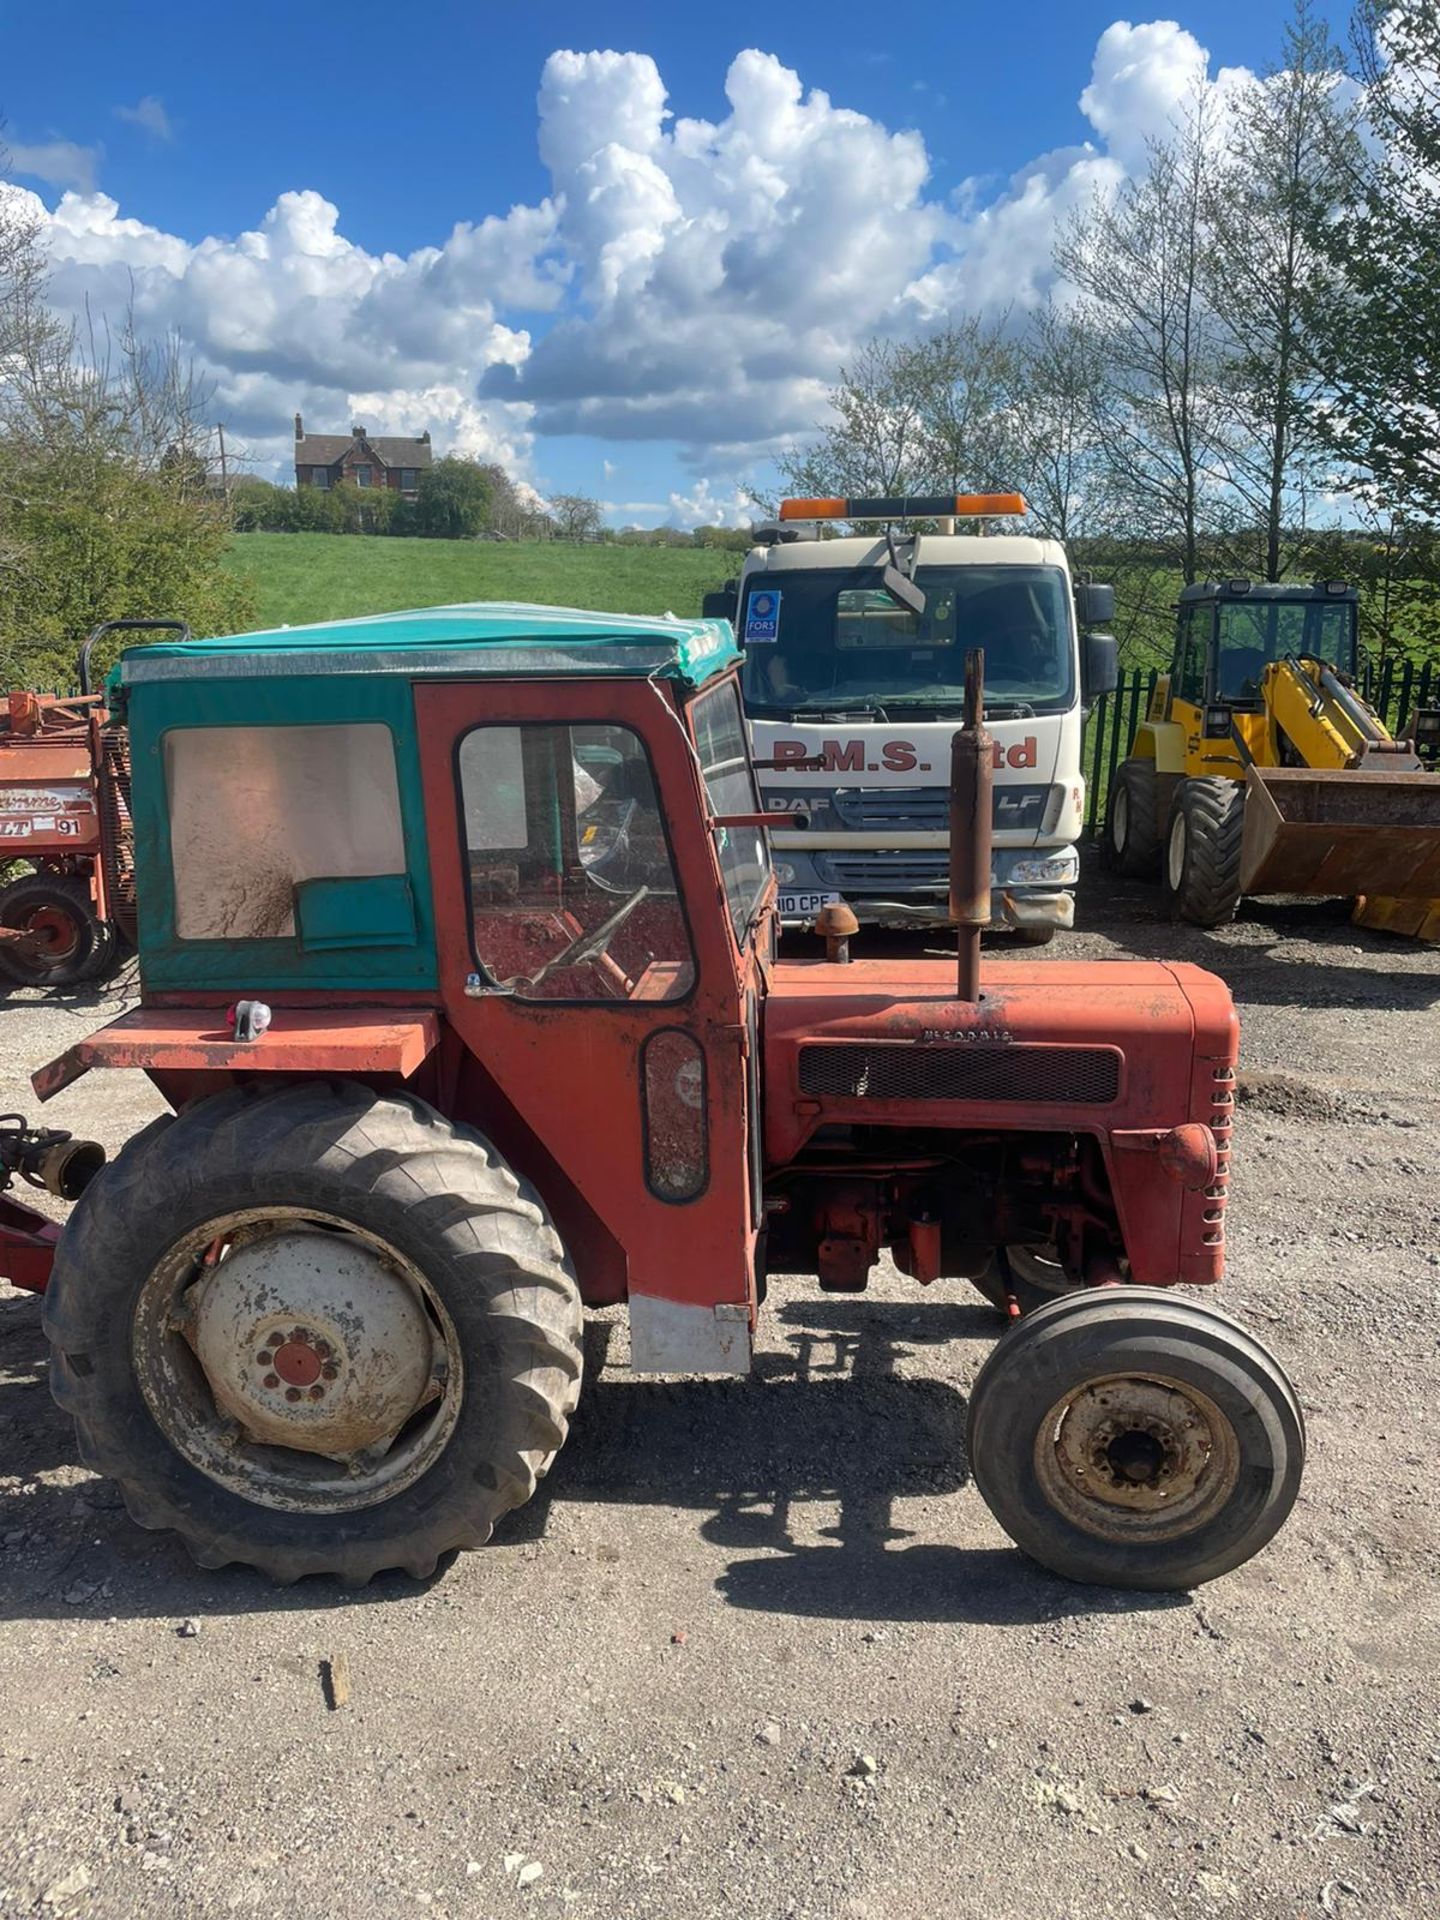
1,859,1438,1920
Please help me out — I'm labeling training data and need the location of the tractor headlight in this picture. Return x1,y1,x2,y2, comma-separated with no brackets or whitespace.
1204,706,1232,738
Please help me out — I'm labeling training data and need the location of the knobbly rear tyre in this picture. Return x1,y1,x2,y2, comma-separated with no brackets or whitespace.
966,1288,1303,1590
43,1082,583,1584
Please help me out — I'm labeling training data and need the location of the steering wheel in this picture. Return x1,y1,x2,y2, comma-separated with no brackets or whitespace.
505,886,651,994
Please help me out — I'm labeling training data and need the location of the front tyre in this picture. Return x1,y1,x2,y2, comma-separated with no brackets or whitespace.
966,1289,1303,1590
1106,760,1162,878
1163,779,1244,926
43,1082,583,1584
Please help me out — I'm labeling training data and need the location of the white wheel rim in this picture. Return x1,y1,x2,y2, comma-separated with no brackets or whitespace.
1167,810,1187,892
1113,785,1129,850
131,1207,464,1514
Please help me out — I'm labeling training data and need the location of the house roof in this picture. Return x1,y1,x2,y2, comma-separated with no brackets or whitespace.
114,602,742,692
296,434,433,470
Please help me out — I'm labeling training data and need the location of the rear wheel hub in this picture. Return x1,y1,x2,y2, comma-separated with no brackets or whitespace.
132,1210,464,1514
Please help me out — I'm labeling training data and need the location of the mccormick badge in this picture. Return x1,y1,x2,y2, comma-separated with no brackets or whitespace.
743,589,781,644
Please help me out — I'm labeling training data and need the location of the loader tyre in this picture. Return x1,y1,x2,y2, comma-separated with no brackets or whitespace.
1105,759,1162,878
0,872,99,988
1163,779,1244,926
43,1081,583,1584
967,1288,1304,1590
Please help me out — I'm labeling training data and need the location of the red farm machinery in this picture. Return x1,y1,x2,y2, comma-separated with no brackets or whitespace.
0,621,189,987
0,604,1302,1591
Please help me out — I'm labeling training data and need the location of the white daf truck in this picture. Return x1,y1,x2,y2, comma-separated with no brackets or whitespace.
706,493,1117,939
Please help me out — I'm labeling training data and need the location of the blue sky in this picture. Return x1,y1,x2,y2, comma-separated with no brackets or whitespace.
1,2,1347,523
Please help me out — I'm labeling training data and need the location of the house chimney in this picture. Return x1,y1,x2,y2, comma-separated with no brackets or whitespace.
421,429,431,443
352,423,366,439
294,412,304,441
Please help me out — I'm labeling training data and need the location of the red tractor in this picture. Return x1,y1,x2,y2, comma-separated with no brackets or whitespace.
0,621,186,987
1,604,1302,1590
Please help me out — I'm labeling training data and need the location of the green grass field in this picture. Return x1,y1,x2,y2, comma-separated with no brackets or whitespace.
223,533,735,631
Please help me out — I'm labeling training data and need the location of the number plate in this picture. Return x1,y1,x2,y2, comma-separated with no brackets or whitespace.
776,890,840,918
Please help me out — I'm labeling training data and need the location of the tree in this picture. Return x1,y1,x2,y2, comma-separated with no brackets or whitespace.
550,493,601,542
0,184,252,685
1303,0,1440,519
410,456,492,538
1203,0,1358,579
1057,102,1231,583
1013,299,1111,542
779,320,1021,505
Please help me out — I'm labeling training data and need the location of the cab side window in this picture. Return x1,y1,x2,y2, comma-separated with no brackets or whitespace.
458,722,694,1003
1173,608,1209,705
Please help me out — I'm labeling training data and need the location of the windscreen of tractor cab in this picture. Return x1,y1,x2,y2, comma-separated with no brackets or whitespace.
458,722,694,1003
740,566,1074,715
1214,599,1356,701
692,680,769,944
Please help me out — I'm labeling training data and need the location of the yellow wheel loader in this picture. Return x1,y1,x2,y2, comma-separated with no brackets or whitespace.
1105,579,1440,930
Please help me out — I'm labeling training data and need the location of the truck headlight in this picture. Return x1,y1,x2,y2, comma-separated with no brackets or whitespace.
1008,853,1079,884
773,861,797,885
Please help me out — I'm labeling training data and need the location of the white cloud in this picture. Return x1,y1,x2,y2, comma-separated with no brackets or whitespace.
4,22,1263,508
5,137,101,193
115,95,173,142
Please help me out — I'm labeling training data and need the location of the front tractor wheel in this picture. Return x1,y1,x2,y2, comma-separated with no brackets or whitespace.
966,1289,1303,1590
1105,759,1162,878
1163,779,1244,926
43,1083,583,1584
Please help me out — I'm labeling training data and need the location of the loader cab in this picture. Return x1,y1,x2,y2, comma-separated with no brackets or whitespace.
1172,581,1359,717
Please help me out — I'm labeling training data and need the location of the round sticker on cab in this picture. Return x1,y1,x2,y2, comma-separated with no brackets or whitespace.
744,590,781,644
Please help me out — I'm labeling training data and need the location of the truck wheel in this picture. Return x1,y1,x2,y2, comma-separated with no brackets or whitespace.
1106,761,1161,877
1163,779,1244,926
43,1082,583,1584
0,873,99,987
966,1288,1303,1590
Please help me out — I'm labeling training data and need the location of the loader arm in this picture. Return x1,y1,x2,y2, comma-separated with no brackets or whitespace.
1262,656,1420,773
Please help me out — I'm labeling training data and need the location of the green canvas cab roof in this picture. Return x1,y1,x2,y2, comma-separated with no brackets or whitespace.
116,601,741,691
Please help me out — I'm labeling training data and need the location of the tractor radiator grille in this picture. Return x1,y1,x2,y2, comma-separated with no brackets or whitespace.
798,1042,1120,1105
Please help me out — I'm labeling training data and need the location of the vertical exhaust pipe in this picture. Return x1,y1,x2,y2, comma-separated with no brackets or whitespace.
949,648,993,1002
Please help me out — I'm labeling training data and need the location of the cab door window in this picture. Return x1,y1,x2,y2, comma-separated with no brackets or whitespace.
1173,607,1210,705
458,722,694,1002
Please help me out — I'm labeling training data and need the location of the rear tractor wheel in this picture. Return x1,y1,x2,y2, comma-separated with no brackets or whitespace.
1105,759,1162,878
1163,779,1244,927
43,1082,583,1584
966,1288,1303,1590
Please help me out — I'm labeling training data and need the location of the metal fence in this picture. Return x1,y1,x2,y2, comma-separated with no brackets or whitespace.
1082,655,1440,837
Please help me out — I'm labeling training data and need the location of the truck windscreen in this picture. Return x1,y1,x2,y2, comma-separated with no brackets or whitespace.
740,566,1074,716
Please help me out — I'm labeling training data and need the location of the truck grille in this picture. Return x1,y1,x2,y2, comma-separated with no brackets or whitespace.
831,785,1050,833
798,1043,1120,1105
815,852,948,892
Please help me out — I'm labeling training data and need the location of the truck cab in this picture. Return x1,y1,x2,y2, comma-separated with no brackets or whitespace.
712,494,1116,936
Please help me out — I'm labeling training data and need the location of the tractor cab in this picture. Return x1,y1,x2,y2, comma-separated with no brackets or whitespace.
17,604,1304,1594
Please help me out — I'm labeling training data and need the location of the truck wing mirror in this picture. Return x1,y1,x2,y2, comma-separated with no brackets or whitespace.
1075,582,1115,629
1083,631,1119,700
882,561,926,618
702,582,739,623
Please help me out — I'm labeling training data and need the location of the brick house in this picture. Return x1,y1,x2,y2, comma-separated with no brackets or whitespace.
293,415,433,499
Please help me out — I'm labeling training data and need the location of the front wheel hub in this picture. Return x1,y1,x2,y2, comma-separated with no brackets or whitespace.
191,1229,435,1455
1036,1372,1241,1544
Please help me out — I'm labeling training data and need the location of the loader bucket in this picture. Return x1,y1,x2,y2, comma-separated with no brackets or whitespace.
1239,766,1440,900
